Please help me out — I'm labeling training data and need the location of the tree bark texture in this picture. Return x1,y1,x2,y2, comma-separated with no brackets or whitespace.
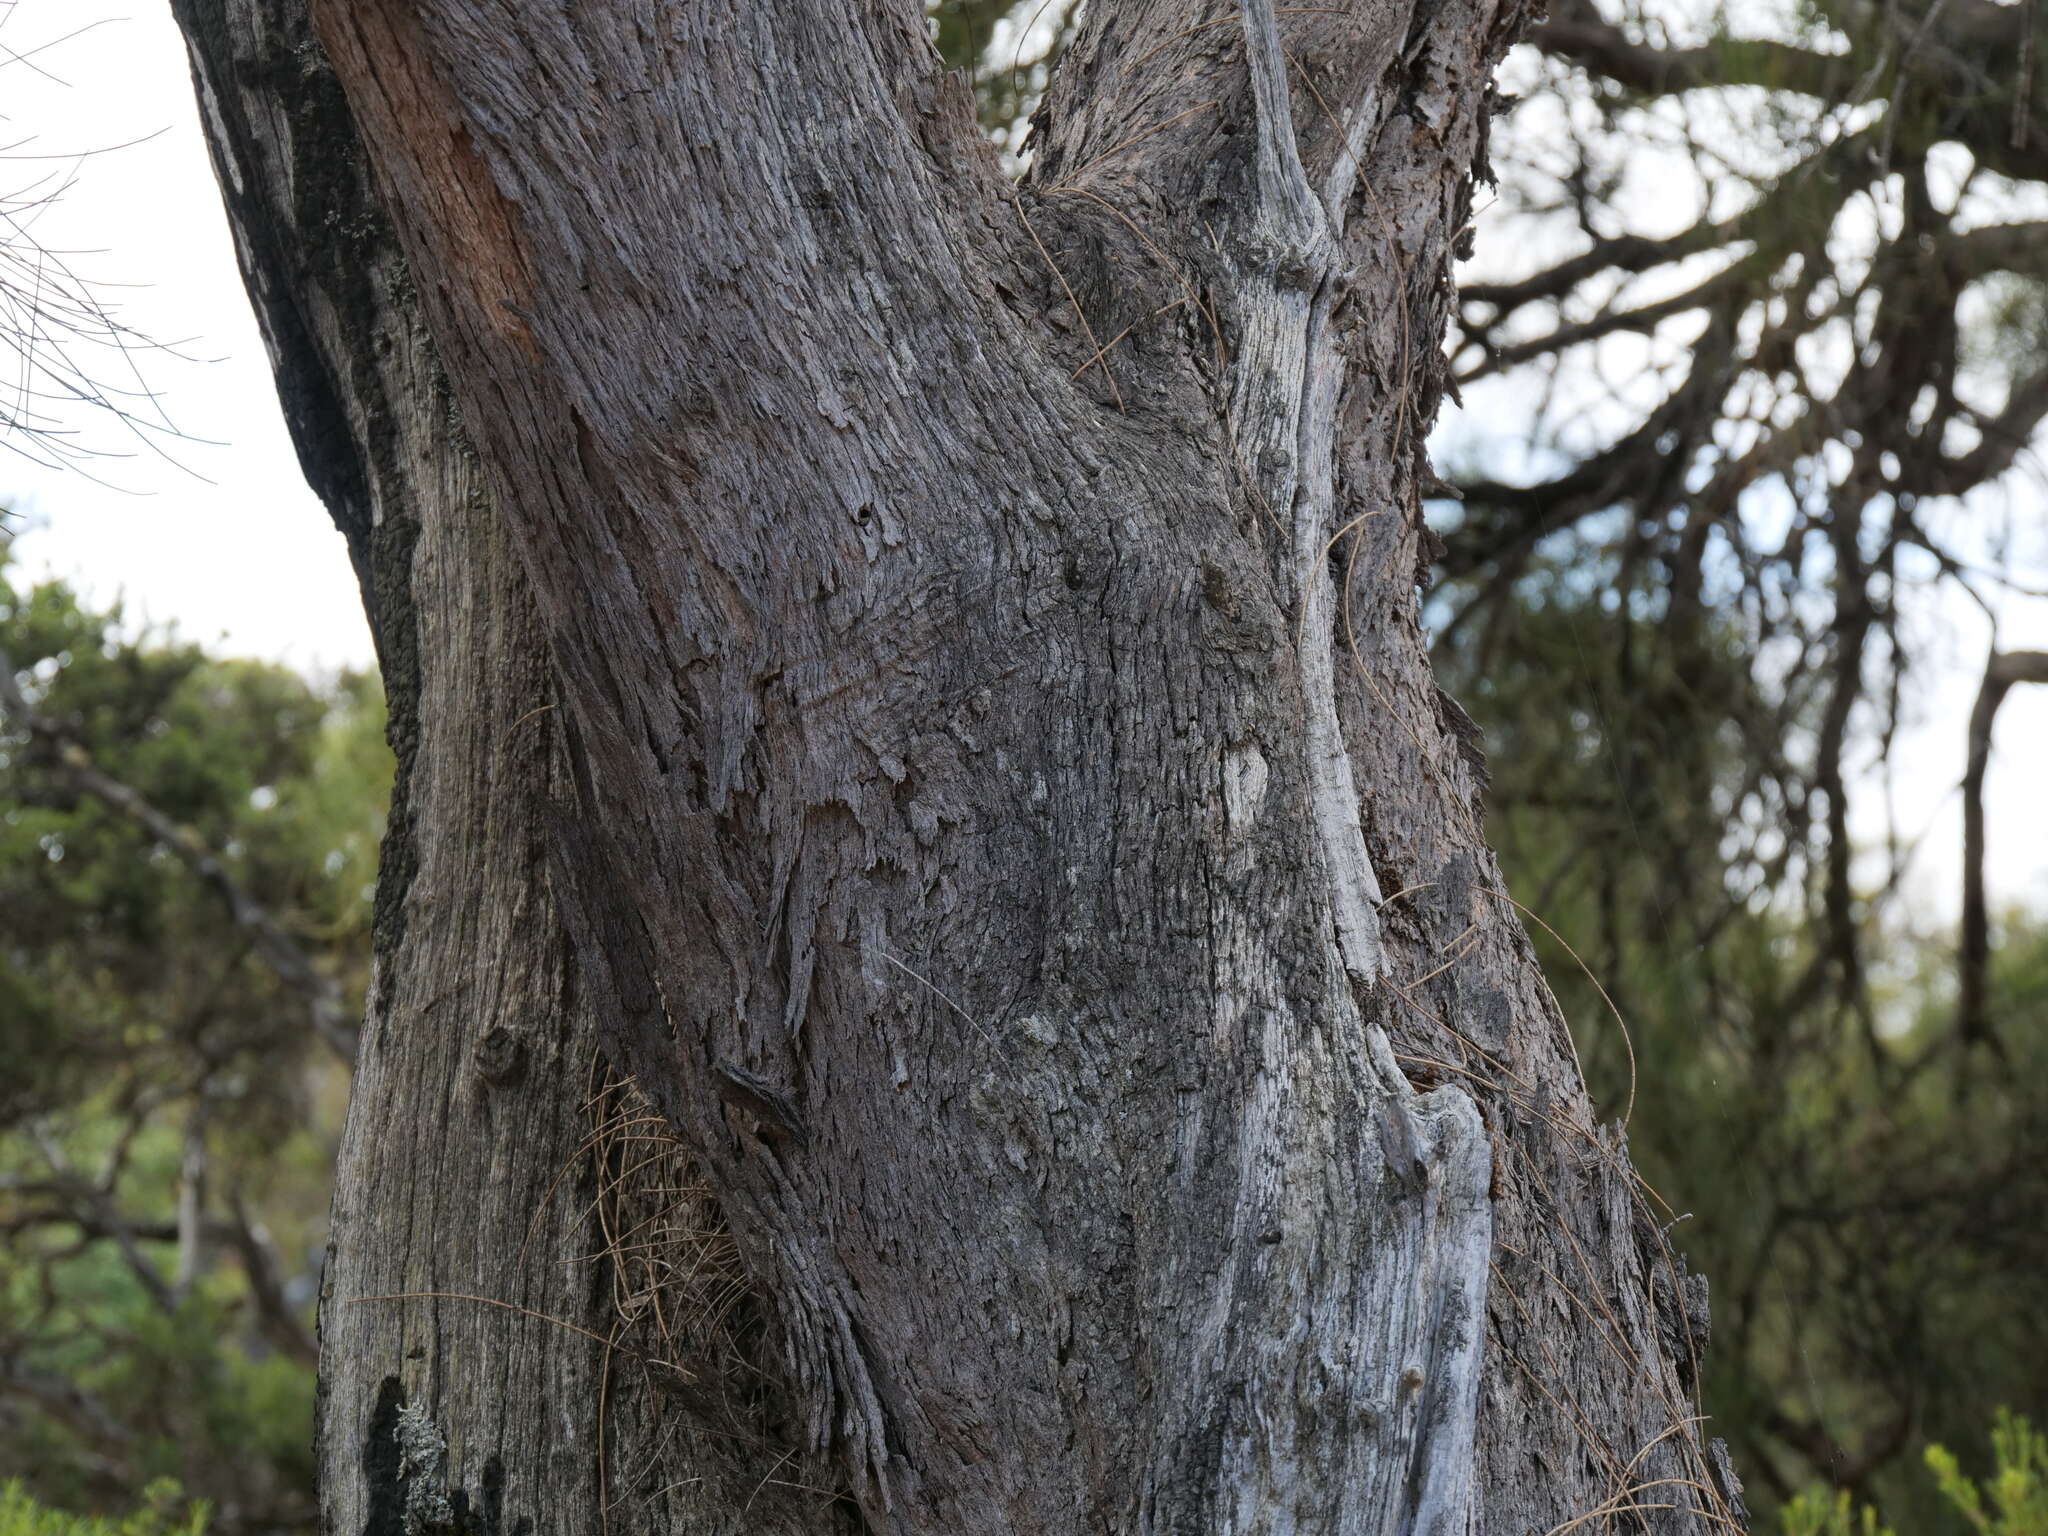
172,2,1747,1533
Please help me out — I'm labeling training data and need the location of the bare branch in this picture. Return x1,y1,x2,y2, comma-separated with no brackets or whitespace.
1458,256,1755,382
1959,648,2048,1049
223,1187,319,1367
0,1363,136,1475
1527,8,1849,100
19,1134,177,1315
1459,216,1747,316
1917,370,2048,498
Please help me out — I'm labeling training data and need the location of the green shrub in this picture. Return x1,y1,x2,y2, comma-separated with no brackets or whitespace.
1779,1414,2048,1536
1779,1487,1896,1536
0,1480,206,1536
1926,1410,2048,1536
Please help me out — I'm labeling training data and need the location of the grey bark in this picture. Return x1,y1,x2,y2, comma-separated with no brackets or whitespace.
170,2,1746,1533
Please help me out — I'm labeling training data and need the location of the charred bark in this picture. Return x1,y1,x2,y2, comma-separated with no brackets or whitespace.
172,1,1744,1532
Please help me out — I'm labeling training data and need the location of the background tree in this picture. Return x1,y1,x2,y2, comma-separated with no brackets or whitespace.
0,550,387,1534
1440,0,2048,1518
1434,566,2048,1530
1444,0,2048,1026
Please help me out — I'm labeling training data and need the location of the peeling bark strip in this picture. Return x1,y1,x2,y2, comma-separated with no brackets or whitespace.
174,0,1739,1532
1224,0,1391,990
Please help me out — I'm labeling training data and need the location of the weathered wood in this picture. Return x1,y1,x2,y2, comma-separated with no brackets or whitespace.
170,0,1747,1532
171,7,823,1531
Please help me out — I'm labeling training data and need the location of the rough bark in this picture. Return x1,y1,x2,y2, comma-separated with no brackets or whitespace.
172,2,1745,1533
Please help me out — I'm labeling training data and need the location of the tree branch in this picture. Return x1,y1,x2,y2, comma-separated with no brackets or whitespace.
1916,369,2048,499
1526,11,1848,100
1458,216,1746,316
0,1364,137,1476
16,1136,177,1316
1528,0,2048,181
0,646,357,1063
1458,255,1755,382
1959,648,2048,1048
224,1187,319,1367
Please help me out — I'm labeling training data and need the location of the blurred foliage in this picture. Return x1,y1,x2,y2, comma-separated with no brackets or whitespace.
1926,1411,2048,1536
927,0,1074,151
1782,1487,1899,1536
1434,556,2048,1532
0,548,388,1534
1783,1413,2048,1536
0,1480,207,1536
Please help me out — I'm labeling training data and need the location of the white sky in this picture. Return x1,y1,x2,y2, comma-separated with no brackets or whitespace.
4,3,2044,926
0,0,370,673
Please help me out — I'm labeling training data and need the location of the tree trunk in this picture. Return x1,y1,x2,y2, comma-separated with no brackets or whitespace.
171,2,1747,1532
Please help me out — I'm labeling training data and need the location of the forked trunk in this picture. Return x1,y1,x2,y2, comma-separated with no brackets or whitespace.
172,1,1744,1531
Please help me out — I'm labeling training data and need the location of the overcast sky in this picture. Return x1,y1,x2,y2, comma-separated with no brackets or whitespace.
6,0,2046,928
1,0,370,671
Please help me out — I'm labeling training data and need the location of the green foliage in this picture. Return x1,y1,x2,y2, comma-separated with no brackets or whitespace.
1780,1488,1896,1536
1436,556,2048,1531
926,0,1074,145
1777,1415,2048,1536
1926,1412,2048,1536
0,550,389,1533
0,568,385,1131
0,1480,206,1536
